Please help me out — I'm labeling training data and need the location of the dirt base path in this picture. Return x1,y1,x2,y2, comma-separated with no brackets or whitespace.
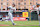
0,25,39,26
0,24,10,26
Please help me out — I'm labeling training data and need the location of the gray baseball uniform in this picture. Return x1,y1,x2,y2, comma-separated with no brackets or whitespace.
8,6,16,23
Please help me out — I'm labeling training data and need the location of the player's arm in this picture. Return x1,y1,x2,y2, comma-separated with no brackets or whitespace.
13,8,16,12
8,6,12,10
11,7,16,12
15,7,16,12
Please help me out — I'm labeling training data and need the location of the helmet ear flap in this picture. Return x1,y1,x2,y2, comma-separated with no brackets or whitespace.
36,4,39,7
37,5,39,7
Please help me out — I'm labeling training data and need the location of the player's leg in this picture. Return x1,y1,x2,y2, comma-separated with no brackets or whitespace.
10,13,16,25
8,12,15,25
10,14,13,23
37,11,39,15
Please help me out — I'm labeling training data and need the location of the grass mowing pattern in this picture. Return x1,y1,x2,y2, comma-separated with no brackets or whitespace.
0,21,39,27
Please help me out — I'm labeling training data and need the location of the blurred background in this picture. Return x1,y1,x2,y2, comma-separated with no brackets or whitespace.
0,0,40,21
0,0,40,27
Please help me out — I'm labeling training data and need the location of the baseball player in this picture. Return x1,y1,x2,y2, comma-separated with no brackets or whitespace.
8,4,16,25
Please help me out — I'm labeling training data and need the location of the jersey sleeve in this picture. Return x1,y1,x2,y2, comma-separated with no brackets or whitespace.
15,7,16,11
8,6,12,9
12,7,16,11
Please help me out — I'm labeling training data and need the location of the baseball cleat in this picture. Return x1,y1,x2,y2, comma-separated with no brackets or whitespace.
13,23,16,25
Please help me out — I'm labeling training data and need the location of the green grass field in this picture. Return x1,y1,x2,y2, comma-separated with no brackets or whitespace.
0,21,40,27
